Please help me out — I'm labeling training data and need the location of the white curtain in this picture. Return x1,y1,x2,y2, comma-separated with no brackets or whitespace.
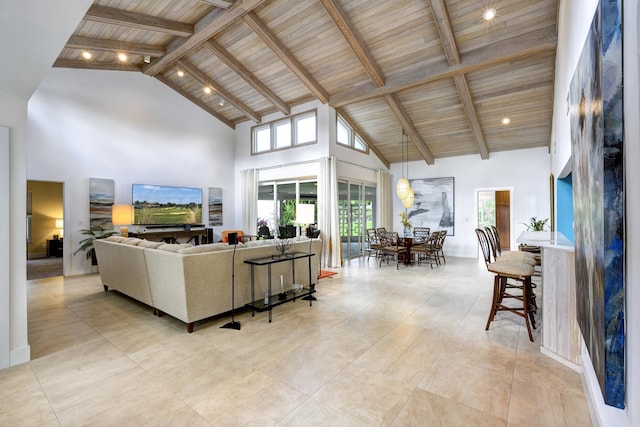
318,156,341,268
377,169,393,231
241,168,258,235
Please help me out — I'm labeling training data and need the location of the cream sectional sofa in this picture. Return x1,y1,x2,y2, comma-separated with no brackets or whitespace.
93,236,321,332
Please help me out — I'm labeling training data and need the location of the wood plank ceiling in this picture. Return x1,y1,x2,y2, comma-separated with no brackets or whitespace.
54,0,559,167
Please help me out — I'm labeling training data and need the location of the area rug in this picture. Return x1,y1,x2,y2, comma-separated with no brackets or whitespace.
318,270,337,279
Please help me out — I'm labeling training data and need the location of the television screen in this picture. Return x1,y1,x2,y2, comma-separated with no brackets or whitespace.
132,184,202,225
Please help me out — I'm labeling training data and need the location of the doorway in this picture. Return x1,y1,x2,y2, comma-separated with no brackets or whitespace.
338,181,376,260
26,180,64,279
476,187,514,251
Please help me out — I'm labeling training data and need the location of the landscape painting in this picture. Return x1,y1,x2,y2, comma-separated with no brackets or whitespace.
569,0,624,409
407,177,454,236
208,187,223,226
89,178,114,229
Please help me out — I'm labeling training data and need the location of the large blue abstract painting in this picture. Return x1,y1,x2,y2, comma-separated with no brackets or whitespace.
569,0,624,409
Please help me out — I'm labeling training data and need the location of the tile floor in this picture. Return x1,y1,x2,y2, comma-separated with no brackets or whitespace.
1,256,593,426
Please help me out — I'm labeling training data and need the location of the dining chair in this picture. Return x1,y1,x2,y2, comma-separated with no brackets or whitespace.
412,226,430,244
366,229,383,260
434,230,447,264
476,228,536,342
378,231,407,269
411,231,439,268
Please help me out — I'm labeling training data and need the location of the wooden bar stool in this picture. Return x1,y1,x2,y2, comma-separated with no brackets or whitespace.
476,228,536,341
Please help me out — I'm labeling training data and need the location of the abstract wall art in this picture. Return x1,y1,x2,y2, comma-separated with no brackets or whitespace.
208,187,223,226
569,0,624,409
406,177,454,236
89,178,114,229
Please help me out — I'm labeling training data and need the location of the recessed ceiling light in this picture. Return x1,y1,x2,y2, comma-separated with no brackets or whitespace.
117,53,128,62
143,55,151,64
482,7,496,21
82,50,92,60
177,69,185,77
218,98,225,106
204,86,212,94
501,117,511,125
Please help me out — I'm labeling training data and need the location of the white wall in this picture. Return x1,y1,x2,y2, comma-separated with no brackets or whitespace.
28,68,236,275
552,0,638,425
391,147,550,258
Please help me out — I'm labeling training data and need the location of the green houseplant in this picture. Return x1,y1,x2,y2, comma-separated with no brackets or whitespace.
74,226,118,265
400,212,412,236
523,217,549,231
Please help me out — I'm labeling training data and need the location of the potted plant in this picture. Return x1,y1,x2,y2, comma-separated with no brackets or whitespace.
74,226,118,265
400,211,412,237
523,217,549,231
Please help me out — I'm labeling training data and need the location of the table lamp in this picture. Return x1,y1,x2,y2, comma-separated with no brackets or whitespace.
112,205,133,237
296,204,315,237
55,218,64,239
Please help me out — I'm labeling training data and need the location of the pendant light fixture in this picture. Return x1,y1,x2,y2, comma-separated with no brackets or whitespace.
396,130,411,200
401,132,414,208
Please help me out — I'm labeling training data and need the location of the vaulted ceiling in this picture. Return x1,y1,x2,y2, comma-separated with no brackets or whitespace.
54,0,559,167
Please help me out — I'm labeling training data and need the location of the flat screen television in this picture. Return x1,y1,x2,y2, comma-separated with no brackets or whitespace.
132,184,202,226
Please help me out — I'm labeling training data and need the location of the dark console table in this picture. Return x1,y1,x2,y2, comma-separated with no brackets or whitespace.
47,239,63,257
128,228,206,245
244,252,316,322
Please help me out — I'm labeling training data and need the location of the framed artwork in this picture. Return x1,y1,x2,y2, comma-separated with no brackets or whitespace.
208,187,223,226
569,0,624,409
407,177,454,236
89,178,114,229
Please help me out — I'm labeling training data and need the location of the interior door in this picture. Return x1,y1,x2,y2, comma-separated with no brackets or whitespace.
495,190,511,250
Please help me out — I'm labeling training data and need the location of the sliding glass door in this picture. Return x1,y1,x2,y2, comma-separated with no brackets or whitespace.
257,180,317,237
339,181,376,260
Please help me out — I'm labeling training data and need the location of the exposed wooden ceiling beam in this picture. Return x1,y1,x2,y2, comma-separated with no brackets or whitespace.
336,109,390,169
331,31,557,107
144,0,267,76
204,40,290,116
429,0,488,159
84,5,193,37
453,74,489,159
243,11,329,104
199,0,234,8
384,94,434,165
156,74,235,129
177,59,261,123
66,35,165,57
319,0,385,88
428,0,460,65
52,58,142,72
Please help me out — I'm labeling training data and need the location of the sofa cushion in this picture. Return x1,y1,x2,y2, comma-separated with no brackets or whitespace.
244,239,275,247
178,242,240,254
122,237,143,245
105,235,127,243
137,240,165,249
157,243,193,252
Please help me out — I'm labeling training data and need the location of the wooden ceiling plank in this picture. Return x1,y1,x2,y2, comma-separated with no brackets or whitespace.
336,109,390,169
199,0,234,8
243,11,330,104
144,0,267,76
66,35,165,57
331,32,557,107
319,0,385,88
156,74,235,129
177,59,261,123
84,5,194,37
453,74,489,159
52,58,142,72
428,0,460,65
204,40,290,115
384,94,434,165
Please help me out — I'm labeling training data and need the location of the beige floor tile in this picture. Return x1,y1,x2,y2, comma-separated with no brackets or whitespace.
392,388,507,427
418,356,512,421
0,256,593,426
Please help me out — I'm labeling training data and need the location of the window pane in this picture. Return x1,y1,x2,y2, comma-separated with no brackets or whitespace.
254,126,270,152
275,121,291,148
354,135,367,151
296,114,316,144
337,119,350,146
